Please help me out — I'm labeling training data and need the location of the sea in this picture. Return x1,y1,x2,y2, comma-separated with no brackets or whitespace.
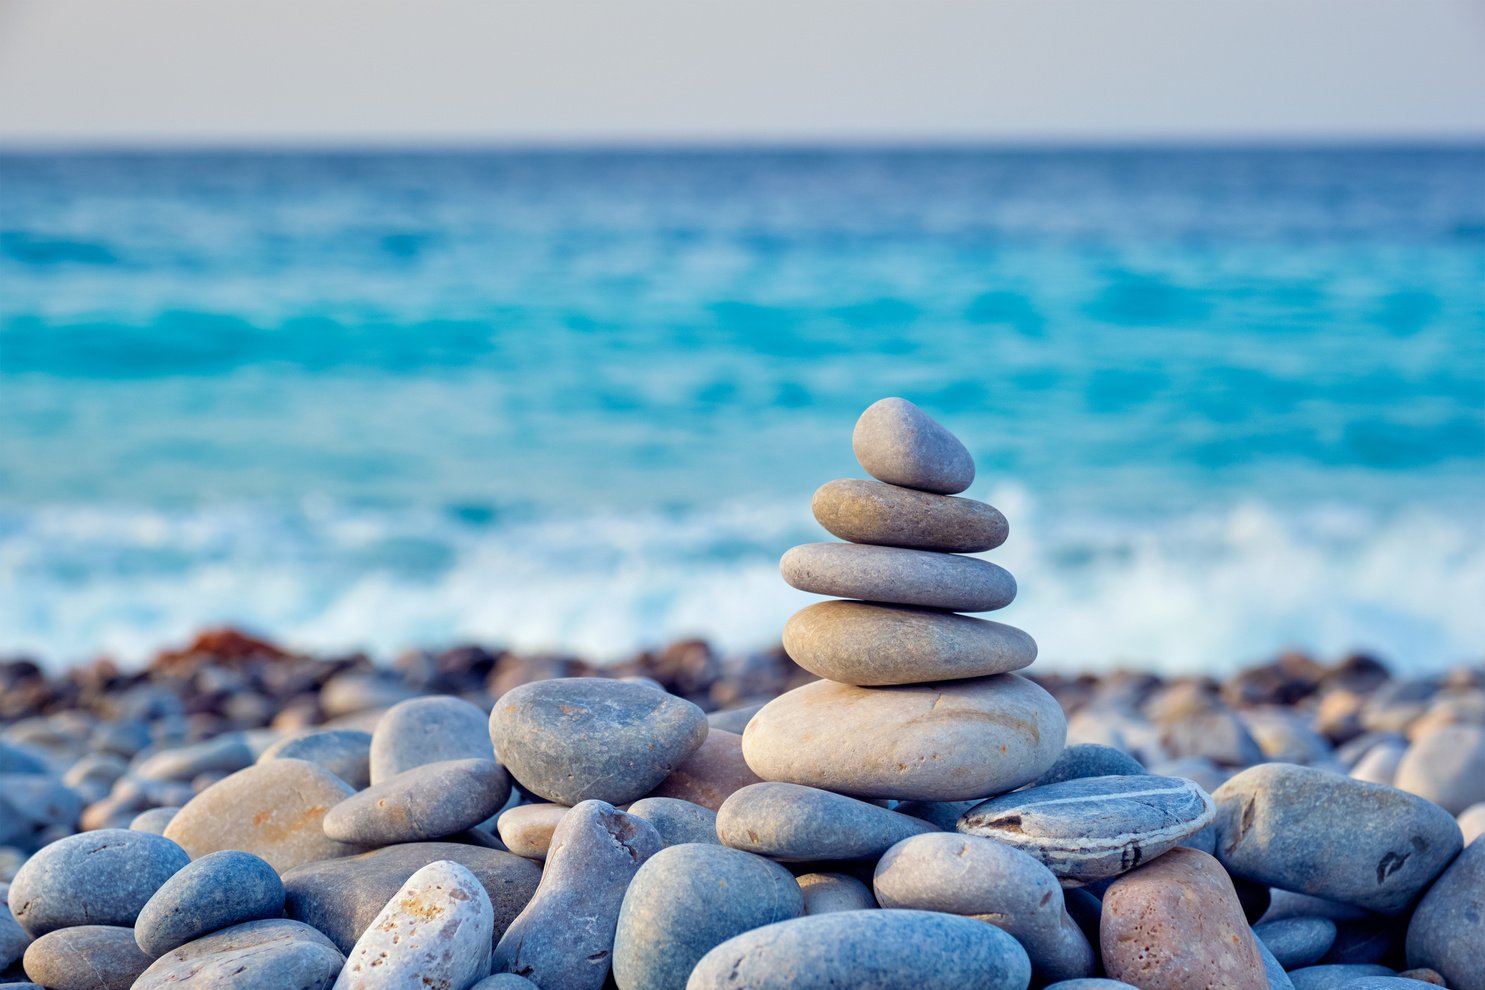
2,147,1483,674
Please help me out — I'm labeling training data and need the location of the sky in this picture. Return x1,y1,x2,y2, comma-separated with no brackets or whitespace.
1,0,1484,146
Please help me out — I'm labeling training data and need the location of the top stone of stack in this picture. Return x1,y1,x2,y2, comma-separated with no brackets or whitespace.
852,396,975,495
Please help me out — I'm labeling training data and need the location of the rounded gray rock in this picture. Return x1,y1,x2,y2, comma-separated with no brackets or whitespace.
7,828,190,935
489,678,708,806
132,918,345,990
626,797,719,847
613,843,803,990
134,850,285,957
875,831,1094,983
470,977,539,990
958,775,1216,884
780,543,1015,613
323,758,510,845
1286,965,1394,990
782,600,1035,685
1031,744,1146,788
852,397,975,495
129,807,180,835
717,782,936,861
811,478,1006,552
134,735,255,782
686,909,1031,990
1394,725,1485,815
260,730,373,789
23,925,153,990
1254,916,1338,969
1042,982,1141,990
796,873,875,914
0,896,29,971
369,696,493,785
1405,836,1485,990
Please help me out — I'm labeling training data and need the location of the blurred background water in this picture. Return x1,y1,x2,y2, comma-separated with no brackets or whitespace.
2,147,1483,673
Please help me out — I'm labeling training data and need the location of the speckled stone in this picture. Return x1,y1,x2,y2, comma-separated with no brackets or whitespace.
1394,725,1485,815
1100,848,1268,990
626,797,719,847
811,478,1007,552
8,828,190,935
742,673,1065,801
612,843,803,990
334,860,493,990
875,831,1093,983
283,842,541,955
1254,916,1338,969
495,804,570,861
1286,965,1395,990
259,730,373,789
1406,836,1485,990
958,775,1216,884
796,873,876,914
490,678,708,806
646,729,763,812
323,758,510,845
491,801,661,990
1212,764,1463,914
686,909,1030,990
23,925,153,990
1032,744,1146,788
129,807,180,834
780,543,1015,613
717,782,936,861
134,850,285,957
852,397,975,495
369,696,493,785
782,601,1035,686
132,918,345,990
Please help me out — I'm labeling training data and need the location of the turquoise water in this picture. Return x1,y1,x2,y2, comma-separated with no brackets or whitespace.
2,148,1483,671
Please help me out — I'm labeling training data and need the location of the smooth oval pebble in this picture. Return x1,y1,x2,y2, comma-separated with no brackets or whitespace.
259,730,373,789
134,850,285,957
323,757,510,845
612,843,804,990
7,828,190,935
369,695,494,785
1042,983,1141,990
645,728,763,812
496,803,570,861
333,859,493,990
129,807,180,835
686,909,1030,990
1405,836,1485,990
23,925,153,990
490,678,708,806
1287,965,1395,990
1254,916,1339,969
717,782,936,861
132,918,345,990
743,673,1065,801
852,396,975,495
1031,744,1146,787
796,873,875,914
958,775,1216,884
1394,725,1485,815
783,601,1035,685
471,977,540,990
1212,763,1463,914
875,831,1094,983
780,543,1015,612
811,478,1006,552
626,797,720,846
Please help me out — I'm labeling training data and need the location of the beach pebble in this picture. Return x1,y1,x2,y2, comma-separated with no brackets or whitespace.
1100,847,1268,990
1394,724,1485,814
1350,741,1407,786
958,774,1215,884
1286,965,1395,990
0,775,83,850
875,831,1094,983
743,673,1065,801
893,798,980,829
612,843,803,990
369,696,493,785
259,730,373,789
334,860,493,990
1212,763,1463,914
7,828,189,935
134,850,284,957
1159,709,1265,767
495,803,569,861
811,478,1007,552
132,918,344,990
491,800,661,989
1397,970,1449,986
1254,916,1338,968
490,678,708,806
782,600,1035,685
717,782,936,861
686,908,1030,990
63,752,129,804
134,734,255,782
1338,980,1445,990
23,925,153,990
852,396,975,495
129,807,180,834
1255,937,1297,990
1,898,29,970
323,758,509,845
165,759,363,873
780,543,1015,613
283,842,541,955
1042,983,1140,990
470,977,539,990
646,728,763,811
626,797,719,846
1405,835,1485,990
0,740,50,775
1244,709,1334,765
796,873,875,914
1458,801,1485,843
1031,743,1146,787
706,703,765,735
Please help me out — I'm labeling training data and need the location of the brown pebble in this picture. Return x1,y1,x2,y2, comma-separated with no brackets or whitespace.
646,728,763,812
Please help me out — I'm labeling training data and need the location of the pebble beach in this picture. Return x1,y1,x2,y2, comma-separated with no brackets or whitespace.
2,398,1482,990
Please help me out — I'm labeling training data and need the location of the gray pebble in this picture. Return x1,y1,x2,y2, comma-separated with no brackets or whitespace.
489,678,708,806
1287,965,1395,990
470,977,539,990
780,542,1015,613
852,396,975,495
369,696,493,785
1456,802,1485,844
811,478,1006,552
62,752,129,804
129,807,180,834
0,895,29,970
626,797,720,847
259,730,373,789
1349,742,1407,787
1255,935,1297,990
22,925,153,990
796,873,875,914
323,758,510,845
1042,983,1141,990
1159,709,1265,767
134,850,284,957
1254,916,1338,969
1339,980,1448,989
133,735,255,782
717,782,936,861
132,918,345,990
0,741,50,775
7,828,189,935
0,775,83,851
1394,725,1485,815
1032,744,1146,788
893,798,981,830
706,704,764,735
1405,835,1485,990
613,843,803,990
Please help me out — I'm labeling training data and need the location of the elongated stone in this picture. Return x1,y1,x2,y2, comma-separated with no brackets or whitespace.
852,397,975,495
322,758,509,845
135,850,285,957
957,775,1216,884
783,601,1035,685
626,797,720,847
1406,836,1485,990
259,730,373,789
7,829,190,936
742,673,1065,801
717,782,936,861
369,696,494,785
780,543,1015,612
23,925,153,990
132,919,344,990
496,804,570,861
812,479,1007,552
